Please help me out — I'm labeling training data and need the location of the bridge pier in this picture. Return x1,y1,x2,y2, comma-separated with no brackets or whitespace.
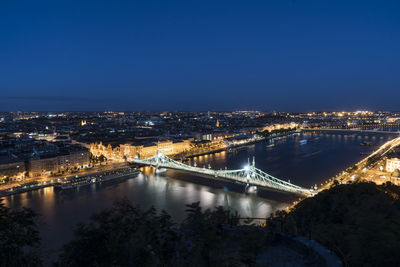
154,165,167,175
245,184,257,194
133,153,313,196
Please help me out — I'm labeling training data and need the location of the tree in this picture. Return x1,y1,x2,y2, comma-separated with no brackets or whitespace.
272,182,400,266
57,200,247,266
0,200,42,267
239,228,267,265
179,202,241,266
57,199,178,267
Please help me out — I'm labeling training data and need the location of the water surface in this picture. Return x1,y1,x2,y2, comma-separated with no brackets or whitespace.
2,132,397,259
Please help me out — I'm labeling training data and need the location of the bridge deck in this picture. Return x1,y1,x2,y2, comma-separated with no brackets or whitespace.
132,153,314,196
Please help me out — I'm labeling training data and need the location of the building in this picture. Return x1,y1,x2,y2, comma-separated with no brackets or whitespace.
386,158,400,173
28,149,90,177
171,139,191,154
140,144,157,158
0,156,26,181
157,140,173,155
57,150,90,172
29,156,58,177
90,139,192,160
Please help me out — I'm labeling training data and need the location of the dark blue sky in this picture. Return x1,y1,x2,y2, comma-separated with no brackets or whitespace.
1,0,400,111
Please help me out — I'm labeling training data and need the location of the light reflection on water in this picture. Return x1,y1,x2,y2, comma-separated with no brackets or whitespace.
190,132,397,188
3,169,286,257
1,132,398,258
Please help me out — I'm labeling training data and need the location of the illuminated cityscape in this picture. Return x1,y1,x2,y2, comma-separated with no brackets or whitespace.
2,0,400,266
2,111,400,266
2,110,400,191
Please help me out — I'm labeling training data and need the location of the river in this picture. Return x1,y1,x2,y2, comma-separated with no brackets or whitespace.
2,131,398,259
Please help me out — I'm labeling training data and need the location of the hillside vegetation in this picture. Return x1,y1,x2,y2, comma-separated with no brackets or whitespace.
270,182,400,266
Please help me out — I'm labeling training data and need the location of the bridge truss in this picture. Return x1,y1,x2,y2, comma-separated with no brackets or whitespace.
133,153,314,196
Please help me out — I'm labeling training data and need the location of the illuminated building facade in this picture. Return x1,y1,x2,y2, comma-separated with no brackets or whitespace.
0,158,26,181
386,158,400,173
28,150,90,177
90,139,191,160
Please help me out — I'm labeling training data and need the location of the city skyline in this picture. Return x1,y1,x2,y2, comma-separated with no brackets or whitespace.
1,108,400,113
2,1,400,266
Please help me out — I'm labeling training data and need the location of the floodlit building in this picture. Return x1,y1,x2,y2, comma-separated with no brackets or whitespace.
90,139,192,160
386,158,400,173
157,140,173,155
0,156,26,181
28,149,90,177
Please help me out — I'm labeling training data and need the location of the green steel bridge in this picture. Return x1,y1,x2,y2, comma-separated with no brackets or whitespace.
133,153,314,196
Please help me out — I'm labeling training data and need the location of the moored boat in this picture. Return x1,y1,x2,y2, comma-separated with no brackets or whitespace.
299,139,307,145
55,167,140,190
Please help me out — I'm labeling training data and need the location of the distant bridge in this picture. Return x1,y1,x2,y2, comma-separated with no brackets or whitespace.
133,153,314,196
304,128,400,134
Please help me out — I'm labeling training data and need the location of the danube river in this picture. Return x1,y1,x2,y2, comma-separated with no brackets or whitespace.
2,131,398,257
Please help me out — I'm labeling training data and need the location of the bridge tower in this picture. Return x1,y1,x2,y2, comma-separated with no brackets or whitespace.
154,151,167,175
132,153,314,196
245,157,257,194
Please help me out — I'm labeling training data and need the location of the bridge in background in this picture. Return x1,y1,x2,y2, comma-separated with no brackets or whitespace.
132,153,314,196
304,128,400,134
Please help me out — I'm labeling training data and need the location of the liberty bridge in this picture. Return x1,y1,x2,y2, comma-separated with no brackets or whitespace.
133,153,315,196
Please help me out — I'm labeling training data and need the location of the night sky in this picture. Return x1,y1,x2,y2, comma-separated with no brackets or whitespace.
1,0,400,112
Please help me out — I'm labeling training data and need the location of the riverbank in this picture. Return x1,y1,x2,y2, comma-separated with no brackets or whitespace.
316,135,400,192
0,131,296,197
4,131,387,263
0,162,133,197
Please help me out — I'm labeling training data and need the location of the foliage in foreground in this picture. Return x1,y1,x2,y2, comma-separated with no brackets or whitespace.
57,200,260,266
270,182,400,267
0,200,42,267
7,181,400,266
